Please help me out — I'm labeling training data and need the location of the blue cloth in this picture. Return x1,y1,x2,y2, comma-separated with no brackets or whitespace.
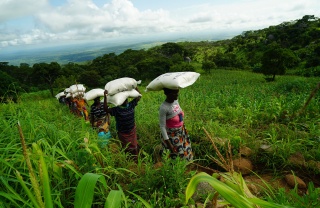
98,131,112,148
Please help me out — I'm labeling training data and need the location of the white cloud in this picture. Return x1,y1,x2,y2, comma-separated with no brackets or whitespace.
0,0,48,22
0,0,319,49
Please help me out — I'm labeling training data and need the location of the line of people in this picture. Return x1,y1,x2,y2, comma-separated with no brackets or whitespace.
59,93,89,121
58,86,193,162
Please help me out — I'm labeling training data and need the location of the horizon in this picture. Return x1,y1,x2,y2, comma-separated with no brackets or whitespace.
1,29,241,66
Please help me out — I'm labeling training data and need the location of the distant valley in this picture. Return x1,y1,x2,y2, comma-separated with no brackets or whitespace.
1,40,163,66
0,31,238,66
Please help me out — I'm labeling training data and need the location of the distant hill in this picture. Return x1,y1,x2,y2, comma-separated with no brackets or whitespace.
0,31,238,66
0,41,162,66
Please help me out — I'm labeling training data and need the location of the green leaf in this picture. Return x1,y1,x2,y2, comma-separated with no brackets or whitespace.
15,171,41,208
39,150,53,208
0,192,25,207
127,191,152,208
74,173,108,208
105,190,122,208
249,198,294,208
185,172,254,208
0,176,30,206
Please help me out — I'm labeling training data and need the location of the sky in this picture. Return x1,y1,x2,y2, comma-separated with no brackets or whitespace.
0,0,319,52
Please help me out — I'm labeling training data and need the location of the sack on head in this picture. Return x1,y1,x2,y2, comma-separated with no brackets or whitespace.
107,89,141,106
84,88,104,101
105,77,141,95
146,72,200,91
69,84,86,94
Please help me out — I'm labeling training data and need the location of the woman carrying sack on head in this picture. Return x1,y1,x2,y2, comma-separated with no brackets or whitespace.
90,96,112,147
159,88,193,161
103,87,141,159
74,95,89,121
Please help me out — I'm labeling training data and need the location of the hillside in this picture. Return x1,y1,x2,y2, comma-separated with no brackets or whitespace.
1,71,319,207
0,15,319,101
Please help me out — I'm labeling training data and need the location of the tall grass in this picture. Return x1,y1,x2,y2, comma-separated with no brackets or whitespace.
0,70,319,207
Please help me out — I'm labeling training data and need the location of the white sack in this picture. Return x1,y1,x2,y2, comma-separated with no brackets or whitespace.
107,89,141,106
145,72,200,91
72,91,85,98
55,92,65,99
69,84,86,93
66,93,72,98
84,88,104,101
105,77,141,95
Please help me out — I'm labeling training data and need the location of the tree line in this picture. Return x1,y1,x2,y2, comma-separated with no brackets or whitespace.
1,15,319,102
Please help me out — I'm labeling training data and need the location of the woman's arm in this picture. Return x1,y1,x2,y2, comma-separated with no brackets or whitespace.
159,106,176,152
135,86,141,102
103,90,112,113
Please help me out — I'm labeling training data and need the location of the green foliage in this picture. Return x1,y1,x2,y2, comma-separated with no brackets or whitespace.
130,152,196,206
0,70,319,207
32,62,62,96
128,153,192,207
265,182,320,208
0,71,21,103
185,172,292,207
202,60,216,73
170,62,196,72
296,66,320,77
261,43,298,81
74,173,108,208
273,79,310,94
78,70,101,88
159,42,185,57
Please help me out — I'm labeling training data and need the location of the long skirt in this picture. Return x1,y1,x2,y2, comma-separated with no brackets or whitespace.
164,125,193,161
117,126,139,156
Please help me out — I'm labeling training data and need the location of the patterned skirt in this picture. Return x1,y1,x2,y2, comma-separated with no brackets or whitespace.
93,116,109,131
164,125,193,161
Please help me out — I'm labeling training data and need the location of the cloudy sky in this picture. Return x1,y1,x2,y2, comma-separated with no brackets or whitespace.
1,0,319,51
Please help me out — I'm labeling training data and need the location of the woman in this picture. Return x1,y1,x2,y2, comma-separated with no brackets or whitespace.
90,97,110,130
159,88,193,161
74,95,89,121
104,87,141,157
90,96,111,147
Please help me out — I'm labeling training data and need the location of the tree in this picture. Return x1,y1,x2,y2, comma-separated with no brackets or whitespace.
78,70,101,88
0,71,20,103
160,42,184,57
261,44,298,81
202,61,217,73
170,62,195,72
32,62,61,96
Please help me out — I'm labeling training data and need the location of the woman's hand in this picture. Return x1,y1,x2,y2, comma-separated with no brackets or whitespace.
165,140,177,153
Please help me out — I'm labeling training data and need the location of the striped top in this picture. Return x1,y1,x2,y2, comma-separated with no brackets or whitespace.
90,102,107,120
109,99,139,133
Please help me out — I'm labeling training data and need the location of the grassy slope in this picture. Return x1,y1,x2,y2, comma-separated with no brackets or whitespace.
0,70,319,206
